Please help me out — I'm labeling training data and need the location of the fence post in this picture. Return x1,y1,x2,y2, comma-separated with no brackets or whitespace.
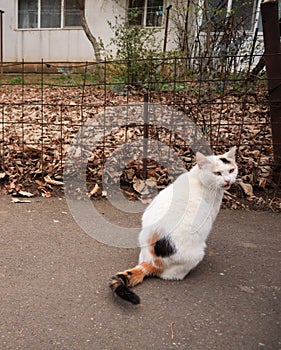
143,93,149,180
261,0,281,186
0,10,4,75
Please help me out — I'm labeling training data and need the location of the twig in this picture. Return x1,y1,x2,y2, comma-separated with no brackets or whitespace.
44,175,63,186
170,322,175,340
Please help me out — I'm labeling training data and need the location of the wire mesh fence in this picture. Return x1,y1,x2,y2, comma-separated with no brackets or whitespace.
0,56,279,209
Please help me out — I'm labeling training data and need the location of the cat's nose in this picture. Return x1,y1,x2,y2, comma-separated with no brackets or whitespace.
225,179,230,186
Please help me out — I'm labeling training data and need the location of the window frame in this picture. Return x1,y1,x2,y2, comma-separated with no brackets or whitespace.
127,0,165,28
197,0,264,33
17,0,83,30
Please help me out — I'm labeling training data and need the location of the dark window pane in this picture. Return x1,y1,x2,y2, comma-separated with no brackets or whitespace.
232,0,255,31
146,0,164,27
127,0,144,26
41,0,61,28
203,0,259,32
203,0,228,32
64,0,82,27
252,0,280,32
18,0,38,29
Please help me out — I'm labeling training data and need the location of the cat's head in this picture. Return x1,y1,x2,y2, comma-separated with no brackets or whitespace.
196,147,238,191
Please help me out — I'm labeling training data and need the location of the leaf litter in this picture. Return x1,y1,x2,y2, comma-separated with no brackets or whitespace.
0,85,280,211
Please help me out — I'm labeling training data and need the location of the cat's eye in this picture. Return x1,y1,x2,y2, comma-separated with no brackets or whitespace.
213,171,222,176
229,168,235,173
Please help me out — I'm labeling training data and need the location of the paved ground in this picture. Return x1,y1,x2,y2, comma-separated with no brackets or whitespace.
0,195,280,350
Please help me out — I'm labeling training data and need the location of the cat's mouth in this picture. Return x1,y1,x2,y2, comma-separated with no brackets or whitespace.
222,184,231,190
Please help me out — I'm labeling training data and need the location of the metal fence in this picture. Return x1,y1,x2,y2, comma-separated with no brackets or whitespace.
0,55,280,208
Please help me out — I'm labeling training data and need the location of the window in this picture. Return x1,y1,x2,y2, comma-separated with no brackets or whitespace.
202,0,262,32
41,0,61,28
18,0,83,29
64,0,81,27
127,0,164,27
18,0,38,28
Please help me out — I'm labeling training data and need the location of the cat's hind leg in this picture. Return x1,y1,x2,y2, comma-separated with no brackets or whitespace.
159,263,191,280
160,250,205,280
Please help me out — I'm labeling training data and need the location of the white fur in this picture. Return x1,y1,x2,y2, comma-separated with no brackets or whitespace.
138,147,238,280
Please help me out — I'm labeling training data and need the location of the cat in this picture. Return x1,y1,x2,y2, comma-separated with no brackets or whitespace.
110,147,238,304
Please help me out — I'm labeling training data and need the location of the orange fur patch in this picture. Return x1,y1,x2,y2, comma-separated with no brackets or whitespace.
148,231,160,247
146,231,165,272
123,260,163,287
140,261,163,274
112,231,165,290
211,161,236,172
125,266,145,286
211,162,220,172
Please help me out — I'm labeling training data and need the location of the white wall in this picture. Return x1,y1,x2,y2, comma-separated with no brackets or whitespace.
0,0,122,62
0,0,265,63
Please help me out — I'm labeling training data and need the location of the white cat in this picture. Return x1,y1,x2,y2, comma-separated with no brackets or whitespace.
110,147,238,304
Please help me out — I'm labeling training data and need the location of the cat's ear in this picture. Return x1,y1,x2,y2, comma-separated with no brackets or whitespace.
196,152,211,169
224,146,237,161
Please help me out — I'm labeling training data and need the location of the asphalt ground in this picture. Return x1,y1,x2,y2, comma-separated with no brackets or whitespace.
0,195,280,350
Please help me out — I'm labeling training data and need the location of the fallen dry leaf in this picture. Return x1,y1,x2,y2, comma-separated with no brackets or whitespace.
0,83,279,211
41,191,52,198
240,242,258,249
11,198,32,203
259,178,267,188
140,197,153,205
237,180,255,197
44,176,64,186
12,190,34,198
88,183,100,197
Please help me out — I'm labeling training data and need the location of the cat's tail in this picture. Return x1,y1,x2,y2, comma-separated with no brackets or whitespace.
109,261,163,305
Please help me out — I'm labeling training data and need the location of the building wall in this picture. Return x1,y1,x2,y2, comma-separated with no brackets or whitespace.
0,0,123,62
0,0,264,63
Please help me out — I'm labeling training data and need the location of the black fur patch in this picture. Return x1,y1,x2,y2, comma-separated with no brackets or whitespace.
154,237,176,258
115,285,140,305
116,273,129,286
220,157,231,164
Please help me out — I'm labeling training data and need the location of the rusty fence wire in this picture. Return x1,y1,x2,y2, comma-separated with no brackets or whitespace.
0,56,279,208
